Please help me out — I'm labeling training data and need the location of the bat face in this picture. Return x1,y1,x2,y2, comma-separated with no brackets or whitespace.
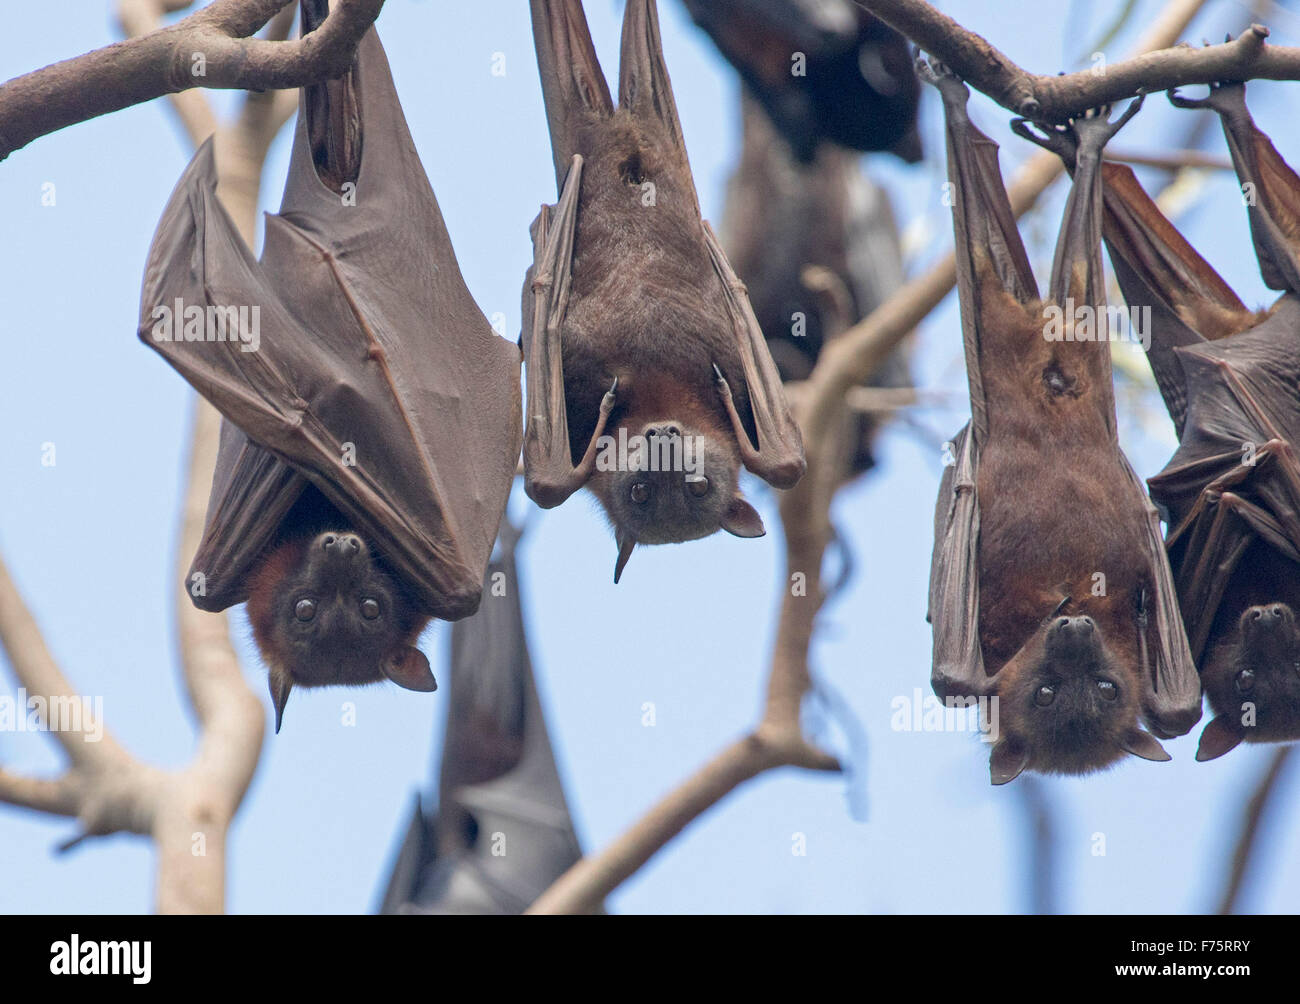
1199,598,1300,759
988,615,1170,782
587,421,762,547
246,503,436,731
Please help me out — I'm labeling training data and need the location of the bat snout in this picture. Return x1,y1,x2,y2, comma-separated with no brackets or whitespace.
1053,615,1095,636
1243,603,1291,634
316,532,364,562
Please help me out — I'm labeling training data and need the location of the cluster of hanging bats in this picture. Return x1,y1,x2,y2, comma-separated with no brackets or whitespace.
134,0,1300,791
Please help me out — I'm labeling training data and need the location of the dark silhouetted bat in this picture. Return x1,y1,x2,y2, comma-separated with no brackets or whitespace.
923,63,1200,784
376,520,588,914
682,0,921,163
522,0,805,584
720,91,911,477
1025,82,1300,762
137,5,522,731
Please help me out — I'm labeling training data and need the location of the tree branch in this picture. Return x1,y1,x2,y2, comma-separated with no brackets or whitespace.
0,0,383,161
1216,746,1295,914
856,0,1297,121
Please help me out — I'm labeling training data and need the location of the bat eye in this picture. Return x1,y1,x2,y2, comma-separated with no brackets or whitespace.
1034,685,1056,707
360,598,380,620
1235,668,1256,693
686,475,710,498
630,482,650,504
1096,679,1117,700
294,599,316,622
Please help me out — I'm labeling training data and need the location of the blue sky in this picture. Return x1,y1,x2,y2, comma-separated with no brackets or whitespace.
1,0,1298,913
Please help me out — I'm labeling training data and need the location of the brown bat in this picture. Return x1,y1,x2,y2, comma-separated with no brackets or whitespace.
137,5,522,731
1023,82,1300,762
923,62,1200,784
522,0,806,583
377,520,589,914
720,91,911,478
682,0,922,163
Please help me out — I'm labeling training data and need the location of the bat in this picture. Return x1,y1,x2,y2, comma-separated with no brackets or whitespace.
137,4,523,731
523,0,805,583
720,91,911,478
1025,82,1300,761
682,0,922,163
376,520,589,914
923,62,1201,784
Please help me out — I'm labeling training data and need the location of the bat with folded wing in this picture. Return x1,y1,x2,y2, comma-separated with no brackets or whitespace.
138,2,522,730
924,62,1200,784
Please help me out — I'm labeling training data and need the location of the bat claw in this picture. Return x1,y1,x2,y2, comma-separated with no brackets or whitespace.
600,376,619,412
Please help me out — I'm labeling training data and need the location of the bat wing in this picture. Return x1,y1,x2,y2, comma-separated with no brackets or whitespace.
1099,163,1254,435
530,0,615,190
189,423,308,611
139,30,522,619
928,423,988,698
1195,82,1300,296
1148,300,1300,657
378,521,587,914
924,69,1037,697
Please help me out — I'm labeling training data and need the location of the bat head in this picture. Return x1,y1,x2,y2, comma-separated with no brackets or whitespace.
589,417,764,583
1197,602,1300,761
988,614,1170,784
247,530,435,732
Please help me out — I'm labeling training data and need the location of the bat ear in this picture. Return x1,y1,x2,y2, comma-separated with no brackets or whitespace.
1195,715,1245,762
990,739,1029,785
383,647,437,693
614,534,636,584
1121,728,1172,763
721,495,766,539
268,671,292,735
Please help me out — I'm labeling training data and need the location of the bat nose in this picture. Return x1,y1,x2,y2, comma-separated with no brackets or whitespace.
1055,615,1094,634
646,424,681,439
320,533,362,557
1250,604,1284,626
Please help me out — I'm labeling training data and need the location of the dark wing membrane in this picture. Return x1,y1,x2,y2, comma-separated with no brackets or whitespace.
928,423,987,698
140,30,522,619
530,0,615,189
1208,83,1300,295
189,423,308,611
1151,297,1300,530
377,524,587,914
1099,163,1254,435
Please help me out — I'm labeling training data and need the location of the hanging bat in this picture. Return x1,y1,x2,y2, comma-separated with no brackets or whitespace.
923,62,1200,785
376,520,589,914
720,91,911,478
523,0,805,583
682,0,922,163
1023,82,1300,762
137,4,523,731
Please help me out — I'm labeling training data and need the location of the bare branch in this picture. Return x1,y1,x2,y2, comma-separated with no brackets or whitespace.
1217,747,1295,914
856,0,1296,120
0,771,78,817
0,0,383,161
